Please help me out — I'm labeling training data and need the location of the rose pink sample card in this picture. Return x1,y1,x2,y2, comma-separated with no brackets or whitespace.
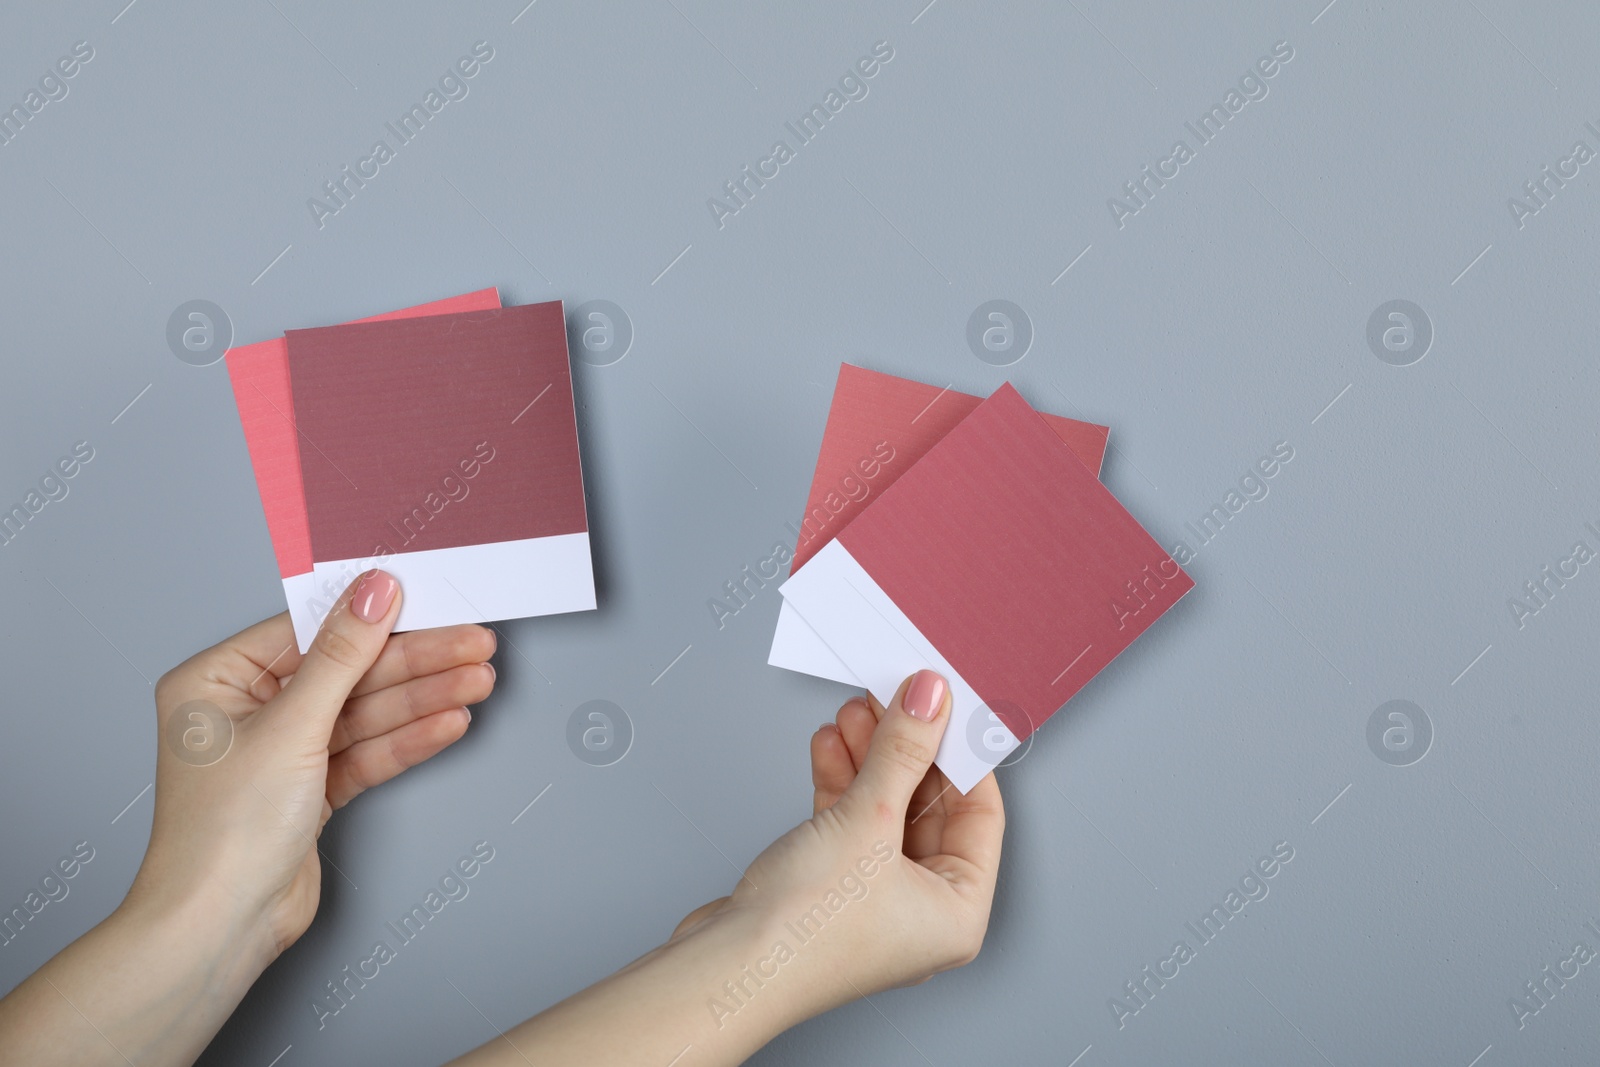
224,289,502,646
283,299,594,650
778,383,1191,792
768,364,1110,686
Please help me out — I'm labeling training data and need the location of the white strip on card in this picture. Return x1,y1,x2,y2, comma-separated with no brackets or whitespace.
779,538,1018,793
768,598,863,686
294,532,595,652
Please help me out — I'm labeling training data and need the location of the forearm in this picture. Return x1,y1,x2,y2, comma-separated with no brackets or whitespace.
450,907,810,1067
0,883,273,1067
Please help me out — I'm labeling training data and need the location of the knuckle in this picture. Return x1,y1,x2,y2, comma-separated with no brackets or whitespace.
398,630,423,680
464,666,495,704
880,732,933,775
447,626,483,665
153,668,179,707
376,734,409,780
345,750,386,796
958,926,987,965
960,902,993,961
313,622,367,673
940,929,985,971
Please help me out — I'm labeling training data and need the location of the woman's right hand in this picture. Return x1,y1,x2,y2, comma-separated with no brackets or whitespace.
673,670,1006,1029
450,670,1004,1067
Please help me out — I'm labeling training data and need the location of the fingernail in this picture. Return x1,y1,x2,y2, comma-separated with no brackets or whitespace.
351,570,399,623
483,662,496,682
902,670,947,722
462,706,472,724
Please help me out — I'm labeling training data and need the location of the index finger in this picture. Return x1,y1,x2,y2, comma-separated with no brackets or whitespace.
932,770,1005,880
347,624,497,698
212,611,494,699
217,612,303,688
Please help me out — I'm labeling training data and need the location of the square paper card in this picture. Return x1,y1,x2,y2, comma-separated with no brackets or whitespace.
225,288,502,647
768,363,1110,685
284,300,595,649
778,383,1192,792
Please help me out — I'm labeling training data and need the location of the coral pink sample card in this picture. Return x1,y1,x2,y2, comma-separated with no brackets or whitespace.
224,289,502,647
768,364,1110,686
778,383,1191,793
284,300,594,650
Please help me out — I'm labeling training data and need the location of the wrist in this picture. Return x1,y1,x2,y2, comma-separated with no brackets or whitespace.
668,901,834,1048
563,904,806,1065
119,866,280,999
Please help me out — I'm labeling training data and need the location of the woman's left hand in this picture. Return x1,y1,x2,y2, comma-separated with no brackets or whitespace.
135,570,497,963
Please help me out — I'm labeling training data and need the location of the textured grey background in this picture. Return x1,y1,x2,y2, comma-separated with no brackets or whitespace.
2,0,1597,1064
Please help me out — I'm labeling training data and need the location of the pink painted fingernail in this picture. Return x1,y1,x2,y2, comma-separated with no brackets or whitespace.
902,670,947,722
351,570,398,623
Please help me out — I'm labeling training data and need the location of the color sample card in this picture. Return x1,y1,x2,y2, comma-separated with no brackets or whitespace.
779,383,1191,793
224,288,502,644
768,364,1111,685
790,364,1110,573
283,299,594,648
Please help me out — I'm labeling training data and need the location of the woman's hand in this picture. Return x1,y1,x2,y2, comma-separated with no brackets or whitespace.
134,569,495,961
451,669,1004,1067
676,669,1005,1025
0,571,496,1067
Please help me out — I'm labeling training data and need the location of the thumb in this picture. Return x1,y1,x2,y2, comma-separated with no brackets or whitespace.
843,670,950,818
268,569,400,738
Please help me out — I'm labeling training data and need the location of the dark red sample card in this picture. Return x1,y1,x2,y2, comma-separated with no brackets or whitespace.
223,288,502,649
285,300,594,638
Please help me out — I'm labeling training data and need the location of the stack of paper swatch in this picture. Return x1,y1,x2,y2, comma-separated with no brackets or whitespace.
224,289,595,652
770,365,1193,792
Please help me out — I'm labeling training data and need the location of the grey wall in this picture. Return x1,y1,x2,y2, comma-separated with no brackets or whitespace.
2,1,1597,1064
